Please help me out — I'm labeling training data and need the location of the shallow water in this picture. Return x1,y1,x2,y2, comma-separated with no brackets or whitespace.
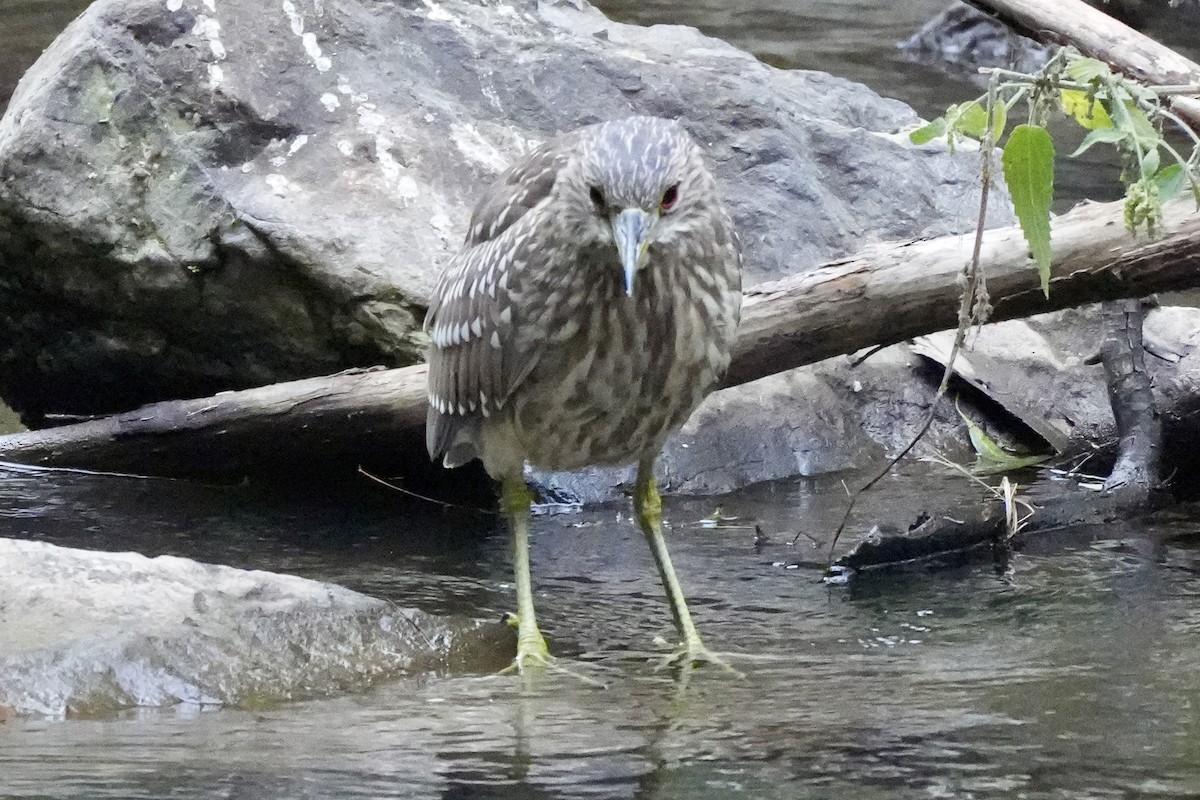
4,467,1200,798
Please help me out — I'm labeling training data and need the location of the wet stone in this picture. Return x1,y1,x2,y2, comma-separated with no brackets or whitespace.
0,539,494,717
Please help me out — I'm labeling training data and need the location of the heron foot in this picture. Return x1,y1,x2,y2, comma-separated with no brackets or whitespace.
655,635,744,678
495,616,606,687
497,612,552,674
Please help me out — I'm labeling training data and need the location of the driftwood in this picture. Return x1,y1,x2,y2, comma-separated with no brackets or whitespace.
1,194,1199,481
962,0,1200,128
833,479,1148,571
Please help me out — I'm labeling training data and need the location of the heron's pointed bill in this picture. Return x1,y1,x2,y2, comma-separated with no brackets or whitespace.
613,208,653,297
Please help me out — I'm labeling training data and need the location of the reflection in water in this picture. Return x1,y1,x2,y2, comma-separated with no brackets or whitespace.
3,467,1200,797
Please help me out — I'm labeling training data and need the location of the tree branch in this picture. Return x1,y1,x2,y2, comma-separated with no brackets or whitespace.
960,0,1200,129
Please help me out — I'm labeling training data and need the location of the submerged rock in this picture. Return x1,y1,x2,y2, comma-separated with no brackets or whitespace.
898,2,1050,77
0,0,1004,422
0,539,495,717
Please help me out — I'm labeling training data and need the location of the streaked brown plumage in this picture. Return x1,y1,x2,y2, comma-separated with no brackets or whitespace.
425,116,742,673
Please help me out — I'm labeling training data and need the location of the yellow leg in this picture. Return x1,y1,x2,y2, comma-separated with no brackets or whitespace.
634,458,732,672
500,477,550,673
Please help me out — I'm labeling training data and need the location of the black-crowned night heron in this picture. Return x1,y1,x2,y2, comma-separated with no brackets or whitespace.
425,116,742,673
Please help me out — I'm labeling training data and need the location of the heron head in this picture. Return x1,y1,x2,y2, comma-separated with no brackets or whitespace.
569,117,707,296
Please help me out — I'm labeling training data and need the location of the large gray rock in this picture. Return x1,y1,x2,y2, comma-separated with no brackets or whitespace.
0,0,1005,421
0,538,496,716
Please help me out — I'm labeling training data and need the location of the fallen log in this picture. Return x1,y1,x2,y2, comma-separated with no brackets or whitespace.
1,194,1199,481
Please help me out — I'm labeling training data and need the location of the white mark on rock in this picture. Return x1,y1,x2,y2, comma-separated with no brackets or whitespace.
356,106,422,203
287,134,309,156
283,0,332,72
423,0,455,23
202,0,215,9
336,139,353,156
334,75,368,103
240,162,255,173
450,123,510,172
357,106,385,134
373,133,401,184
396,174,420,201
166,0,183,11
480,74,503,113
320,92,340,112
302,33,332,72
282,0,304,34
207,63,224,90
270,156,287,167
265,174,292,196
193,15,227,65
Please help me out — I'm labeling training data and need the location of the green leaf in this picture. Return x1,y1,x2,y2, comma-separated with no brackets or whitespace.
1070,125,1125,157
1141,146,1161,178
1065,57,1113,84
1123,101,1159,142
972,452,1052,475
1060,89,1113,130
910,117,946,145
952,101,989,139
957,404,1051,474
1152,163,1186,201
1002,124,1056,297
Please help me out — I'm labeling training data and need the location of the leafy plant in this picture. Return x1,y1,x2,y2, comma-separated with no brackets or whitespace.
911,48,1200,297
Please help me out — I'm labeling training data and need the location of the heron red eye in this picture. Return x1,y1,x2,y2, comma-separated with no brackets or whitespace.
660,184,679,212
589,186,605,209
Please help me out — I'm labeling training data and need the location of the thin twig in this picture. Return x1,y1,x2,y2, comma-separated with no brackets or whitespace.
810,71,1002,564
0,459,190,482
357,465,497,514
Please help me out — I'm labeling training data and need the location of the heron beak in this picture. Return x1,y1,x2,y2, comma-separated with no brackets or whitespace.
612,208,653,297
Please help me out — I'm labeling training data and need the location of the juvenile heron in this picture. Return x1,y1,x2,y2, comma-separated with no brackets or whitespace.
425,116,742,672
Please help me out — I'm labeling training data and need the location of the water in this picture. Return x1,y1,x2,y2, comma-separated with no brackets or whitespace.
4,466,1200,798
6,0,1200,797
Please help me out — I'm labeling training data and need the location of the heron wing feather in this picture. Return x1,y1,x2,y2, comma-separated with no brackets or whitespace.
425,136,574,462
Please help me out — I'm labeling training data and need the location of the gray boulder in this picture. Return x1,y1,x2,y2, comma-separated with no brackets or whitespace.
0,538,495,716
0,0,1004,422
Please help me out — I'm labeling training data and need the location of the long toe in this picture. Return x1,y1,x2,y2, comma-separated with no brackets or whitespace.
656,639,745,678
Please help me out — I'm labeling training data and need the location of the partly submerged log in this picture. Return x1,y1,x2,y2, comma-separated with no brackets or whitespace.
830,477,1153,572
2,195,1200,481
